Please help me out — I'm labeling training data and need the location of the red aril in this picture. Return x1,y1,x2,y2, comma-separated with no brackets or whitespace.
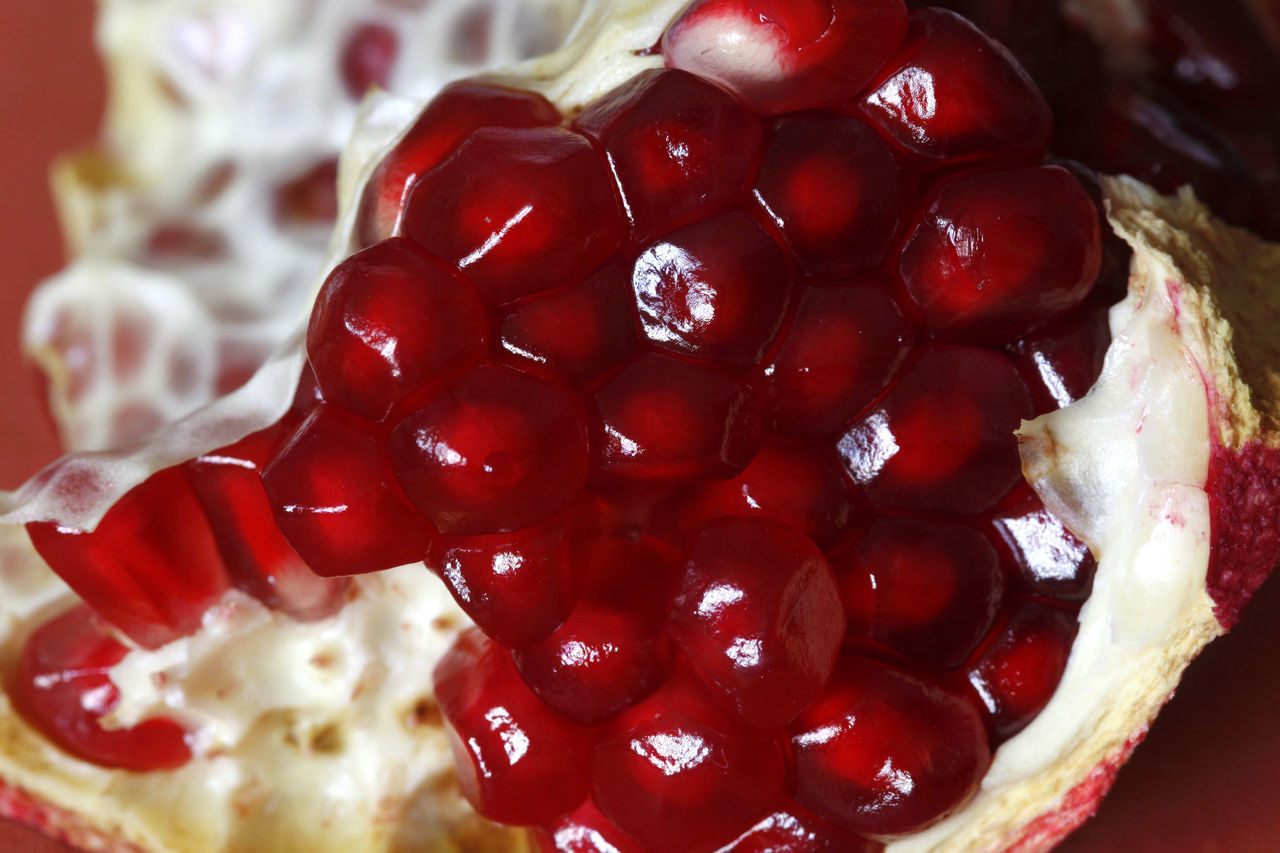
989,487,1098,603
400,126,625,306
27,466,231,649
721,807,879,852
574,68,763,242
306,237,487,423
591,671,788,851
1009,302,1112,416
752,113,911,278
535,799,647,853
390,363,590,535
186,422,349,622
790,656,991,837
630,211,795,367
831,516,1004,668
899,165,1103,343
262,404,434,576
431,518,580,649
435,629,590,827
11,606,192,772
661,0,909,115
858,8,1051,165
670,517,845,727
339,21,398,99
838,346,1034,514
356,80,562,246
963,600,1078,742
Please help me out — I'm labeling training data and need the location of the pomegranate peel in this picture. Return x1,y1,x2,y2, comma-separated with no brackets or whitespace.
2,1,1280,851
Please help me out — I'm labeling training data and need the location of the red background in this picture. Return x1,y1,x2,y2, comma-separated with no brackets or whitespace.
2,4,1280,852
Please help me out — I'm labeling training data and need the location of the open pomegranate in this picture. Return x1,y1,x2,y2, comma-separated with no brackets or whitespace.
3,0,1280,851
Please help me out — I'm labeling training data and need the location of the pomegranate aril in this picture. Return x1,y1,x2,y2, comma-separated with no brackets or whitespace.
859,8,1051,165
574,68,763,242
27,466,231,649
900,165,1103,343
274,157,340,229
187,423,349,621
390,363,590,535
592,352,762,485
790,657,990,837
306,238,487,422
831,516,1004,668
990,487,1097,603
964,600,1077,741
263,405,434,576
592,671,788,851
753,114,910,279
838,346,1033,514
435,629,589,826
432,519,579,649
670,517,845,727
579,529,682,619
758,282,913,438
721,806,880,853
661,0,910,115
513,599,675,725
1010,302,1112,415
12,606,192,771
536,799,648,853
401,126,625,306
356,80,562,246
339,21,398,99
498,262,637,384
654,442,857,549
631,211,796,367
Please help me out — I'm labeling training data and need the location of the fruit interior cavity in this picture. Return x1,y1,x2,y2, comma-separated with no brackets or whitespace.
4,1,1280,852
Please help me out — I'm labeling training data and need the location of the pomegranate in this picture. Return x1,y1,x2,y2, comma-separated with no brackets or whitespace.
1,1,1279,852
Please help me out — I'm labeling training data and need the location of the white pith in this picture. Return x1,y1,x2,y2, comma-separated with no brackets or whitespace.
1,2,1275,853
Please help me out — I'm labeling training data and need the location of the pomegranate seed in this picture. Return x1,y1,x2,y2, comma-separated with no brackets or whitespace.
964,600,1077,741
859,8,1051,165
989,487,1097,603
591,353,762,484
498,262,637,384
831,516,1004,668
431,519,580,648
390,364,590,535
535,799,647,852
339,21,399,99
306,238,487,422
274,157,339,228
661,0,910,115
758,282,914,438
631,211,796,367
12,606,192,771
790,657,990,837
356,80,562,246
900,165,1103,343
654,442,857,549
838,346,1033,514
670,517,845,727
435,629,589,826
513,598,675,724
722,806,879,852
262,405,434,576
401,126,625,305
592,671,788,850
27,467,231,649
753,113,910,278
578,529,682,620
1009,302,1112,415
575,68,764,241
186,423,349,621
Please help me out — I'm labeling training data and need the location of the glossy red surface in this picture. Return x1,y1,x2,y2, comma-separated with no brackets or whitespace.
2,5,1279,852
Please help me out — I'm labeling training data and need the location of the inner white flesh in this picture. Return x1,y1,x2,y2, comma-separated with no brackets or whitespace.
0,1,1222,850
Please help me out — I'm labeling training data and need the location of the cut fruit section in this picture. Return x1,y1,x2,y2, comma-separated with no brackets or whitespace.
2,1,1280,853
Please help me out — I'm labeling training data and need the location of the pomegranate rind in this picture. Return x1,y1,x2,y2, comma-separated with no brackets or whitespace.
888,179,1280,852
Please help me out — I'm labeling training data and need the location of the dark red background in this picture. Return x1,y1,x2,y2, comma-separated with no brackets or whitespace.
2,4,1279,852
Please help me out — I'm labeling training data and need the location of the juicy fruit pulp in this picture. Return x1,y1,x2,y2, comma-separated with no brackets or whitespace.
17,0,1125,847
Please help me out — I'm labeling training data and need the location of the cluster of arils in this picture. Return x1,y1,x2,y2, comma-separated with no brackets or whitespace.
17,2,1120,849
